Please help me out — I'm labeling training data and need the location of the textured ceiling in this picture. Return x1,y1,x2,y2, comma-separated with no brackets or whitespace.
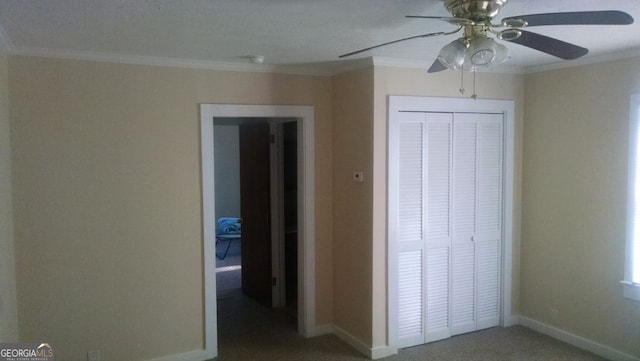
1,0,639,74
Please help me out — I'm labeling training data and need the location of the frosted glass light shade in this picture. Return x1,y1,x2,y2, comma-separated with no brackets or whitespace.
464,37,509,71
437,36,509,72
437,39,467,70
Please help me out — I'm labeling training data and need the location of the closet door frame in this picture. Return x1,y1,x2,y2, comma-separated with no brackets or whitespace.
388,96,517,350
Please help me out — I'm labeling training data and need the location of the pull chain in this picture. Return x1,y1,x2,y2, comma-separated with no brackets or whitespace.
471,70,478,100
459,68,465,95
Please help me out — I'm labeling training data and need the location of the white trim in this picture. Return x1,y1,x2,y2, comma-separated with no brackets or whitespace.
331,57,375,75
621,281,640,301
332,325,371,357
0,23,13,54
332,325,398,360
308,324,334,337
200,104,316,358
371,345,399,359
503,314,521,327
525,48,640,74
11,46,334,76
387,96,516,349
624,93,640,302
6,42,640,77
200,117,218,358
519,316,640,361
144,349,215,361
502,100,516,325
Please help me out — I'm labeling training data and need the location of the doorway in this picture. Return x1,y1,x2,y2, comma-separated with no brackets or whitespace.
212,118,298,309
200,104,316,359
212,118,299,342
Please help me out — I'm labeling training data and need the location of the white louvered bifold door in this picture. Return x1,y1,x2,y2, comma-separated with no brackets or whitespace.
451,118,479,336
451,113,503,336
395,112,427,348
391,109,503,348
424,114,453,343
475,115,503,330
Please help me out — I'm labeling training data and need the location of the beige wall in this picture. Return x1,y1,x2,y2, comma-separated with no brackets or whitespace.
8,56,333,361
330,65,525,350
372,66,525,348
332,67,374,345
522,57,640,357
9,51,640,360
0,47,18,342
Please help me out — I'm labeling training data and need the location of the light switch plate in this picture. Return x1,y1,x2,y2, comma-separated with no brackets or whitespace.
87,350,100,361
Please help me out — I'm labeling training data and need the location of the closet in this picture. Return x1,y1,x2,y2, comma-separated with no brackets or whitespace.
389,101,506,349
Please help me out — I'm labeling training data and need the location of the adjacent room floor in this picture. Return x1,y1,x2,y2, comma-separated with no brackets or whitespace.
215,237,242,293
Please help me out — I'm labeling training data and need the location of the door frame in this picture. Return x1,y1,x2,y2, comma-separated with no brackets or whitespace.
200,104,315,358
387,96,516,350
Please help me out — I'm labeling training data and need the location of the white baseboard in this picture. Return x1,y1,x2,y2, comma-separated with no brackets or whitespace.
332,325,373,358
144,349,215,361
371,344,398,359
519,316,639,361
308,324,397,359
503,314,521,327
308,324,334,337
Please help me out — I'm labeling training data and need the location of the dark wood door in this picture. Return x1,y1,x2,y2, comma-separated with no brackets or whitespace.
239,122,272,307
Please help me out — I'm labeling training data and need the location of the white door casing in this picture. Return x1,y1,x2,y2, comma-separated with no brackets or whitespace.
200,104,315,359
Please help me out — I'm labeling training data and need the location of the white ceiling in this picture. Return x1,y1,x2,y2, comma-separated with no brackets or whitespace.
1,0,639,75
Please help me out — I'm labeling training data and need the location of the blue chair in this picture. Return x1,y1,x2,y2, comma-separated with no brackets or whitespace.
216,217,242,260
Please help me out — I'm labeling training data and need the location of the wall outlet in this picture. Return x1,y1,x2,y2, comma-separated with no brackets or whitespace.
87,350,100,361
551,309,559,324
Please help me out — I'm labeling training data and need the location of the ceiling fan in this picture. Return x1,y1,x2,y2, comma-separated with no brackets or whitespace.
339,0,634,73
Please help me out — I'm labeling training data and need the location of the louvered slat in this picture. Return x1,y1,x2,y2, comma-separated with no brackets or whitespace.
426,121,451,239
453,122,477,238
398,250,424,339
426,246,450,341
478,121,503,233
477,239,500,325
451,243,475,335
399,122,424,243
475,116,503,330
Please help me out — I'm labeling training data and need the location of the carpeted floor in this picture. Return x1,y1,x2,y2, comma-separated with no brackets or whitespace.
214,239,602,360
214,288,604,361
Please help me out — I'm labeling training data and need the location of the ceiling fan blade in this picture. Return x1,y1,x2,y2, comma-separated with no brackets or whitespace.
503,10,633,27
406,15,451,20
406,15,476,26
427,58,448,73
339,30,459,58
503,30,588,60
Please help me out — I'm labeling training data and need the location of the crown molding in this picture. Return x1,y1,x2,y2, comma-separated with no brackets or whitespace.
0,23,14,54
10,43,637,78
10,46,337,77
330,57,374,75
525,48,640,74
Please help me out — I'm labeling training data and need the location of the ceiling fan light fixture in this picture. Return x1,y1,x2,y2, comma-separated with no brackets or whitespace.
464,36,509,70
438,36,509,72
438,39,468,70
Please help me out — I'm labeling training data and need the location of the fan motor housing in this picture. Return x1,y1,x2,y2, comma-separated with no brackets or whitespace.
445,0,508,21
